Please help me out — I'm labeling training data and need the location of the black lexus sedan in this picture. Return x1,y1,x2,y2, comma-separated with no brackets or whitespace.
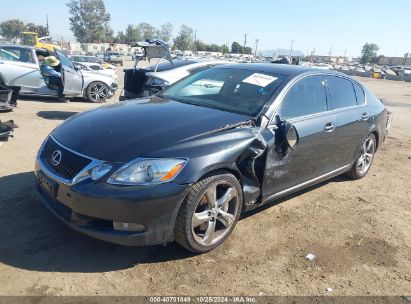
35,64,392,253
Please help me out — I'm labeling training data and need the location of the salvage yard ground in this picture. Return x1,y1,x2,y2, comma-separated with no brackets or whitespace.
0,62,410,296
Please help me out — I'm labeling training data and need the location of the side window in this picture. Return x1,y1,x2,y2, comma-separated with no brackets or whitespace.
325,76,357,109
55,50,74,69
353,82,365,105
278,76,327,119
0,47,35,63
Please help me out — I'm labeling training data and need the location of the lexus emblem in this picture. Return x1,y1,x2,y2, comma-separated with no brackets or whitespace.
51,150,62,166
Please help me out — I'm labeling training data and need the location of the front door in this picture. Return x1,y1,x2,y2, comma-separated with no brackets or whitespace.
262,75,336,199
55,49,83,96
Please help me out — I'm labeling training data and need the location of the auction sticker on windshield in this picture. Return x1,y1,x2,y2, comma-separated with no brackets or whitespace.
242,73,278,87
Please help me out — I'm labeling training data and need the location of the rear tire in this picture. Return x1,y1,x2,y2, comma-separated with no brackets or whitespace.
175,171,243,253
86,81,109,103
347,133,376,179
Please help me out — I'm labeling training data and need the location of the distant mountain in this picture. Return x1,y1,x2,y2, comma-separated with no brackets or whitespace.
260,48,304,57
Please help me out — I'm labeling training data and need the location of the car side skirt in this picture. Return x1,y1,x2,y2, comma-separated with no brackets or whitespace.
262,164,351,204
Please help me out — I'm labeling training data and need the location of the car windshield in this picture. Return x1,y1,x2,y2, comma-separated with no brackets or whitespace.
160,67,286,116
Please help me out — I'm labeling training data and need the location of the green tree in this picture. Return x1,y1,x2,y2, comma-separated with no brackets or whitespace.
0,19,26,39
159,22,173,43
25,23,49,37
114,31,126,43
138,22,159,40
66,0,111,43
220,44,229,54
173,25,194,50
194,40,206,51
231,41,242,53
125,24,141,43
361,43,379,64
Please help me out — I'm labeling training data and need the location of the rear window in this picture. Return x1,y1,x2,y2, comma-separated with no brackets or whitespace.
353,82,365,105
147,60,197,72
325,76,357,110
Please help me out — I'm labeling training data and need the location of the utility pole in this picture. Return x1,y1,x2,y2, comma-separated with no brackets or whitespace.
290,39,294,56
243,34,247,47
46,15,49,35
254,39,259,57
194,30,197,43
311,48,315,63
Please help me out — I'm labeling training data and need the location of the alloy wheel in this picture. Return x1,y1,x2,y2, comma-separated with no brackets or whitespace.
89,83,108,102
191,181,239,246
357,137,375,175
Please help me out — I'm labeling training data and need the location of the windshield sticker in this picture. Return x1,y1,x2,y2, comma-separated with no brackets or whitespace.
242,73,278,87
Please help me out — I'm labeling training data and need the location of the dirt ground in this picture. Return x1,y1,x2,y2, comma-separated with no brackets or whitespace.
0,64,410,296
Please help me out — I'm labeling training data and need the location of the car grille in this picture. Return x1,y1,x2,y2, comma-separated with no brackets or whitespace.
39,137,91,180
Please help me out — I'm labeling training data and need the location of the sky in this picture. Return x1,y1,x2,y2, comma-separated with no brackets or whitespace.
1,0,410,57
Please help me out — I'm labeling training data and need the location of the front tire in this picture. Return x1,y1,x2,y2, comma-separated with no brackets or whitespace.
86,82,109,103
175,171,243,253
347,133,376,179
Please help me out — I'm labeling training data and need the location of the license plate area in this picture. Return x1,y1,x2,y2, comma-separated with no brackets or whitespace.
37,171,58,198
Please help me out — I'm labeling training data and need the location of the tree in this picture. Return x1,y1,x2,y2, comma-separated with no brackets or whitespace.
173,25,194,50
231,41,252,54
159,22,173,43
114,31,126,43
194,40,206,51
67,0,111,43
361,43,379,64
25,23,49,37
125,24,141,43
231,41,242,53
0,19,26,39
221,44,229,54
138,23,159,40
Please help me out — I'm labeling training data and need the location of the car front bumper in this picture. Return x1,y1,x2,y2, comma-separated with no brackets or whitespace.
35,161,189,246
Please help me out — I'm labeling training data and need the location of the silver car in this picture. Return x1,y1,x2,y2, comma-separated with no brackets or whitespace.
0,45,117,103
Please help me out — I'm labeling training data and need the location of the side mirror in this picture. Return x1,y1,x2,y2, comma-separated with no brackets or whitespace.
272,114,299,150
285,123,299,149
74,63,82,71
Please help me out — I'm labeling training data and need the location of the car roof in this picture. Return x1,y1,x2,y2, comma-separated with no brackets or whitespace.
216,63,319,76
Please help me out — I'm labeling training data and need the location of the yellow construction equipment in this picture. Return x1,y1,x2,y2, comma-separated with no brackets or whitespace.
21,32,61,51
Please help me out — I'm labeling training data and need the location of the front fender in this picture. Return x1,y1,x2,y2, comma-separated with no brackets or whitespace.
146,126,275,204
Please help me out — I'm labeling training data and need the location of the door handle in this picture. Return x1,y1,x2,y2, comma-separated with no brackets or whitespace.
324,122,335,132
361,113,369,121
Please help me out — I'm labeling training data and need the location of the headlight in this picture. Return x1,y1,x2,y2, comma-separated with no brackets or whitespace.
107,158,187,185
145,77,169,87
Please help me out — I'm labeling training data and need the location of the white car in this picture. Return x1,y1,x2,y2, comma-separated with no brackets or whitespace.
69,55,116,70
0,45,117,103
124,59,231,98
75,62,117,79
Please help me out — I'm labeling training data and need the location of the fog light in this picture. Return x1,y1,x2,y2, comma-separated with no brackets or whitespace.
113,222,145,232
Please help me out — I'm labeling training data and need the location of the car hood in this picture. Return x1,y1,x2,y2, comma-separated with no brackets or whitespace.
52,97,251,162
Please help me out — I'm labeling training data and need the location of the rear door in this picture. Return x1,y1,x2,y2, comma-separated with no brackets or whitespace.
55,49,83,95
262,75,336,197
324,75,369,168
